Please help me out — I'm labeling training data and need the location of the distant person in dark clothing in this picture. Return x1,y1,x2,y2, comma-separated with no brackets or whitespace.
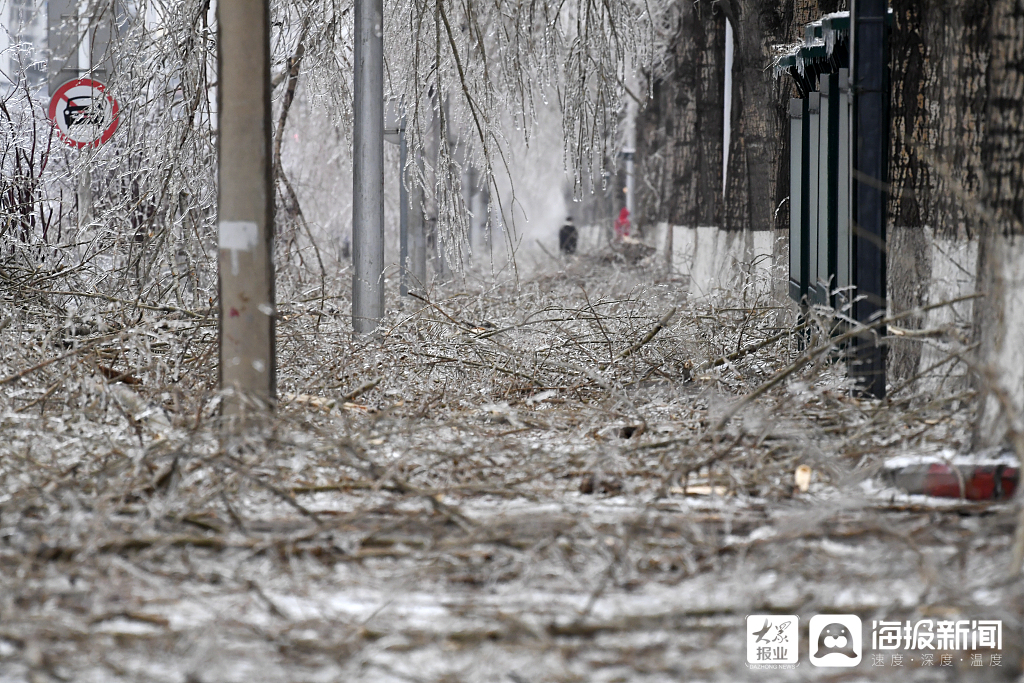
559,216,578,254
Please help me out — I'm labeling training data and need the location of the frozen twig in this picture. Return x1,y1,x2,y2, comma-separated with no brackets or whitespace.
713,293,984,432
610,306,676,362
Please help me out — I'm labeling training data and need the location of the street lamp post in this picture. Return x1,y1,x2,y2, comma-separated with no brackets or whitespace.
352,0,385,335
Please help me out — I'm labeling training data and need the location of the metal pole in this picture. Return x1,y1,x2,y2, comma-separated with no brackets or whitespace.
788,97,807,304
462,163,474,258
352,0,385,334
625,152,635,217
47,0,111,90
478,183,490,259
76,2,92,228
409,152,427,293
77,1,90,76
468,166,486,256
47,0,77,94
836,68,852,306
806,92,821,305
217,0,276,412
399,120,409,297
817,74,835,305
426,102,449,282
850,0,888,398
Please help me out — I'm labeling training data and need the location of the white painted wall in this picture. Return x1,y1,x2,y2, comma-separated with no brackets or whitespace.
667,225,775,300
977,234,1024,442
574,224,607,254
660,223,984,397
917,228,978,394
648,221,672,267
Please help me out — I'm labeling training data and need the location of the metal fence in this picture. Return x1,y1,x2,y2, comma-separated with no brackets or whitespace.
777,2,890,398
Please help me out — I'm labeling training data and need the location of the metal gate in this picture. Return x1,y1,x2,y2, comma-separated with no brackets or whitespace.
776,1,890,397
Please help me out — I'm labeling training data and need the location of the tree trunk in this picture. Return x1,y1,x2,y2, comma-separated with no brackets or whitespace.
723,0,814,233
886,0,990,386
636,0,724,230
974,0,1024,448
636,0,833,234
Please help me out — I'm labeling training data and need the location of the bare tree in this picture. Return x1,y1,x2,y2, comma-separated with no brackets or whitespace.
974,0,1024,449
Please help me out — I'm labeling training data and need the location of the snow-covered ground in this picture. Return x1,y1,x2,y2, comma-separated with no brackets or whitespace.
1,255,1021,682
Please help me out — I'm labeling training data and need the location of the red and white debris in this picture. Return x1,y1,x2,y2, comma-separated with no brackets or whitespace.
881,451,1019,501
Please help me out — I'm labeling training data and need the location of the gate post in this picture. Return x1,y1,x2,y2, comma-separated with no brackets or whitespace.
789,97,809,303
850,0,889,398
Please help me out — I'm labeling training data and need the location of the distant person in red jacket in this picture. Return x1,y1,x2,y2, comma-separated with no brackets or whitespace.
614,207,631,240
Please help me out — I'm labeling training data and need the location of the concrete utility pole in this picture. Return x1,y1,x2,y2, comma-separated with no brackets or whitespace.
217,0,276,412
352,0,385,334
